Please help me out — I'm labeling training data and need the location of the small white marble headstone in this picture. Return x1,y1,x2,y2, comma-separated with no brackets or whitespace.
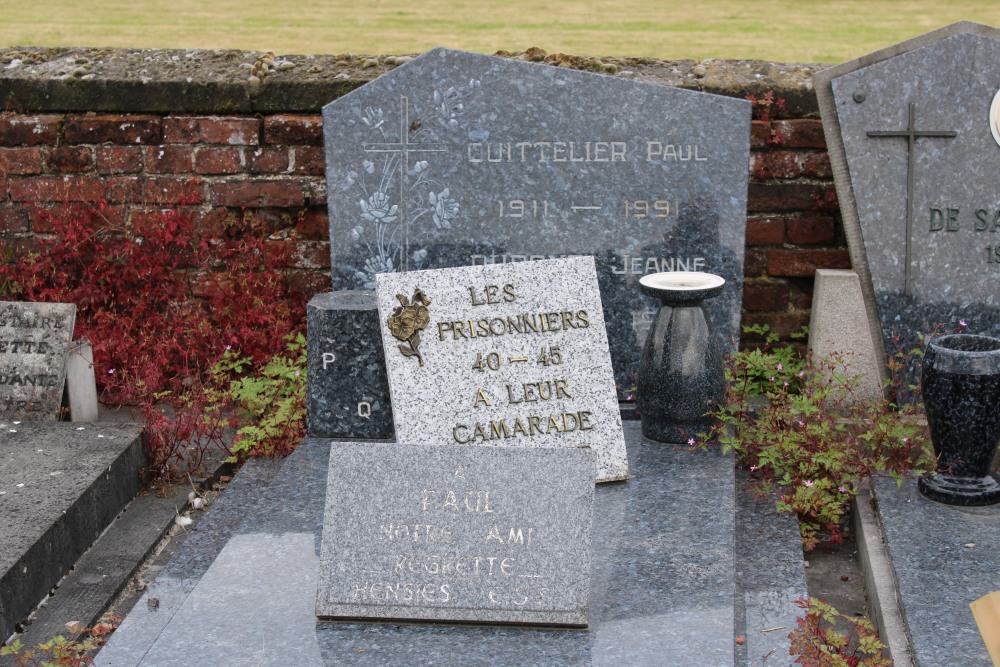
0,302,76,421
375,256,629,482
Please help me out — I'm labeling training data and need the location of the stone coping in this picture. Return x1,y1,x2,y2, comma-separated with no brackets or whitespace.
0,46,828,115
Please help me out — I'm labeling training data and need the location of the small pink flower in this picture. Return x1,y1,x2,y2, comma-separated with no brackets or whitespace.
776,363,783,371
902,437,909,443
783,381,789,387
960,319,968,327
769,376,775,382
108,368,115,375
750,465,758,471
798,371,805,378
796,420,805,427
804,480,814,488
838,486,848,493
687,438,695,446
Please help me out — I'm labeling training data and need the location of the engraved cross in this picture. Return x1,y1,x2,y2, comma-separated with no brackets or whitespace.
867,102,957,296
364,96,448,270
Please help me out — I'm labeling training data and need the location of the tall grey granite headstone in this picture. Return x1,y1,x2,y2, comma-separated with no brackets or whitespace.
316,441,595,626
324,48,752,399
0,302,75,421
375,257,628,483
816,22,1000,391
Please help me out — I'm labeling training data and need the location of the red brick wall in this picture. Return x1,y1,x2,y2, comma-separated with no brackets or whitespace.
0,67,849,348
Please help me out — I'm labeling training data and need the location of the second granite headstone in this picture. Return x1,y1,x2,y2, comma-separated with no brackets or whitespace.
375,256,628,482
816,22,1000,391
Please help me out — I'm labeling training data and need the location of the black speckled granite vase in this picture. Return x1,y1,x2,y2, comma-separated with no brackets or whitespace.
636,272,725,443
919,333,1000,506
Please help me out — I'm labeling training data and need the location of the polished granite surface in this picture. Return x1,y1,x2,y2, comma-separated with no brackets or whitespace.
97,422,805,666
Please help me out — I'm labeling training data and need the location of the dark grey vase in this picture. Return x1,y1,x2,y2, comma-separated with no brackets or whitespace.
636,272,725,443
919,333,1000,506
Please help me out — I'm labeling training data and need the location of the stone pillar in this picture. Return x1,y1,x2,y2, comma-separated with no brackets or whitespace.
307,292,393,439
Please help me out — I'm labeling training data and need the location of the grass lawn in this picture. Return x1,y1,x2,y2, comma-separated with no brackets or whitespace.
4,1,1000,62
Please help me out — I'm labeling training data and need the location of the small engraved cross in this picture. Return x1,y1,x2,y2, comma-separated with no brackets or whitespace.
866,102,957,296
363,96,448,269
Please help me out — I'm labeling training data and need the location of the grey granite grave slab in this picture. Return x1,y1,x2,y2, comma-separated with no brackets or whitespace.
97,421,779,667
317,442,595,626
324,48,752,400
375,257,628,482
815,22,1000,392
0,302,75,421
0,421,144,641
306,292,393,438
871,476,1000,666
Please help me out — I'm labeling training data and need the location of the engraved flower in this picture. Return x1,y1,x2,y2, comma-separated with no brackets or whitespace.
362,106,384,128
387,289,431,366
429,188,458,229
363,255,394,276
360,191,398,223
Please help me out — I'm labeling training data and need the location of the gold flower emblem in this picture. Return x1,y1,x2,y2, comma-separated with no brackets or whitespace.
387,288,430,366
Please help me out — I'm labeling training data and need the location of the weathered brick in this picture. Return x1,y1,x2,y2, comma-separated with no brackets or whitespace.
742,280,790,311
286,269,330,298
0,148,43,175
209,180,307,207
748,183,830,213
31,204,127,233
263,115,324,146
164,116,261,145
802,152,832,178
144,146,194,174
247,147,290,174
750,121,771,149
96,146,143,174
0,204,30,233
767,248,851,277
0,175,7,202
194,147,244,174
786,214,835,245
141,177,204,205
293,146,325,175
9,176,139,203
746,216,785,246
44,146,94,173
771,120,826,149
62,115,162,145
789,280,814,310
0,115,61,146
743,247,768,277
295,208,328,239
292,240,331,269
751,151,801,180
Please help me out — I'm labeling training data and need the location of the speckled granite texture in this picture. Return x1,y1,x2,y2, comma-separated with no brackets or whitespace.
96,422,811,666
0,301,75,420
324,48,751,401
306,292,393,439
316,442,595,625
816,23,1000,394
375,257,628,483
873,476,1000,666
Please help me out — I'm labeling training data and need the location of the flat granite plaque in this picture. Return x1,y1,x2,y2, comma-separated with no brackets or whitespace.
0,301,75,420
324,48,752,399
375,256,628,483
316,441,595,626
816,22,1000,392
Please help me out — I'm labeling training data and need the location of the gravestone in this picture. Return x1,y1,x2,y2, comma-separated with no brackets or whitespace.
375,256,629,482
815,22,1000,391
316,441,595,626
0,301,76,421
324,48,752,400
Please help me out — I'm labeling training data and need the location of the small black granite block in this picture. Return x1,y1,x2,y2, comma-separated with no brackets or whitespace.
307,291,393,439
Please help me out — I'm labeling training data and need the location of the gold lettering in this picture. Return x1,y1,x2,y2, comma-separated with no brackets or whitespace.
473,388,491,408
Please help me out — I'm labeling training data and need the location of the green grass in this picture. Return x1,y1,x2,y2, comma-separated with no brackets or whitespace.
4,1,1000,62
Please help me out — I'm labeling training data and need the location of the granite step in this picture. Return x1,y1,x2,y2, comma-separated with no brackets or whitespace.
94,421,809,667
0,421,144,643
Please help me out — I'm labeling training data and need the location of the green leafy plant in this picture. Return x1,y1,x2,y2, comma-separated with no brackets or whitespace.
211,332,307,461
789,598,890,667
0,615,121,666
704,325,933,549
